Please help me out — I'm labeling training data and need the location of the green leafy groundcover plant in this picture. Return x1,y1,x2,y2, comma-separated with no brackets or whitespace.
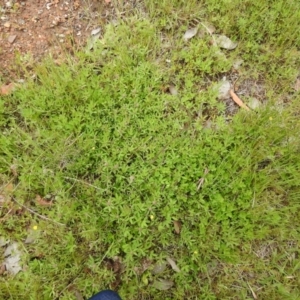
1,1,300,299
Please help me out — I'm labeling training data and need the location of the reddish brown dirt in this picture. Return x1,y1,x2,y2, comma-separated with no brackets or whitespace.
0,0,118,79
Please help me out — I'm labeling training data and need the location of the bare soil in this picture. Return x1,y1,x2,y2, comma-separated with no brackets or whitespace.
0,0,120,79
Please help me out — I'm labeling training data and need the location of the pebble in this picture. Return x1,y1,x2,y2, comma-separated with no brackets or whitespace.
5,1,12,8
8,35,17,44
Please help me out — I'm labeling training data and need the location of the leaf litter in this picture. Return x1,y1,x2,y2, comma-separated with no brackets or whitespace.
166,257,180,273
36,194,53,207
168,84,178,96
152,279,174,290
294,78,300,91
214,34,238,50
151,261,167,275
173,220,182,234
183,27,198,41
3,242,23,275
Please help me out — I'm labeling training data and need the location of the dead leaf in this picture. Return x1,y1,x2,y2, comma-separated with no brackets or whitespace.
4,242,22,275
112,256,123,273
0,264,5,275
10,164,18,177
169,84,178,96
0,183,14,205
0,83,15,95
5,256,22,275
152,279,174,290
166,257,180,273
183,27,198,41
173,220,181,234
134,258,152,275
91,27,101,36
105,0,111,3
36,195,53,207
214,34,237,50
151,262,167,275
4,183,14,192
74,0,80,9
294,78,300,91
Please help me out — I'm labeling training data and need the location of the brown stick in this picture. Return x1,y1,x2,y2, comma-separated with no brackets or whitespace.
230,89,250,111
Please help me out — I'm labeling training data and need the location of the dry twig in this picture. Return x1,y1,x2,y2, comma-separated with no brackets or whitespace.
63,176,104,191
230,89,250,111
12,198,65,226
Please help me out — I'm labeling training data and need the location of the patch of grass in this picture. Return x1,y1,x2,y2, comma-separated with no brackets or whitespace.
1,1,300,299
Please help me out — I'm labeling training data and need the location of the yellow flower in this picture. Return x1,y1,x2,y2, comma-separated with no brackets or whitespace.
33,225,38,230
269,117,273,121
193,250,198,255
150,215,154,221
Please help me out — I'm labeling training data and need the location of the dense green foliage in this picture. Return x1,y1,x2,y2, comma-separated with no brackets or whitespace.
1,1,300,299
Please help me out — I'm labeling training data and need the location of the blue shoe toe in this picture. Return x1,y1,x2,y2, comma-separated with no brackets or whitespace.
88,289,122,300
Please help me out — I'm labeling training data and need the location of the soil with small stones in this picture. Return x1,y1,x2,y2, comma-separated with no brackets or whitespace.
0,0,122,79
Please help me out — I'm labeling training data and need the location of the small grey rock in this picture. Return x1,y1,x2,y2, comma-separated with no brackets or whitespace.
8,35,17,44
217,79,231,99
